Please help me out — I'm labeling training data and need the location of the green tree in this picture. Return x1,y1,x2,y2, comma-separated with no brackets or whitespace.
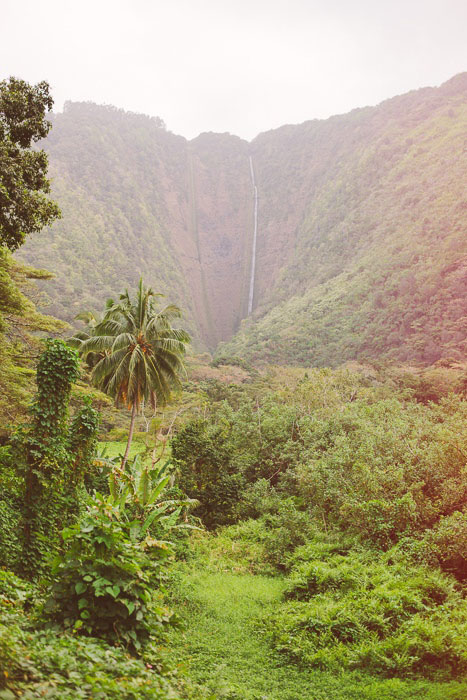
69,305,112,369
0,77,61,250
0,248,67,430
76,278,190,467
0,78,63,427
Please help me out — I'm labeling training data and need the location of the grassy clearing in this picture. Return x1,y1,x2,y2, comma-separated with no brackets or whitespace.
167,566,467,700
98,439,145,459
98,438,172,462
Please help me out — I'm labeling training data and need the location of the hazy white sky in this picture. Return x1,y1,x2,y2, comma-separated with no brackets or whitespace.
2,0,466,140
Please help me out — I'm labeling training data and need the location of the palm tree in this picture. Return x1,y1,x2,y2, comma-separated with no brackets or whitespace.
76,278,190,468
68,307,110,369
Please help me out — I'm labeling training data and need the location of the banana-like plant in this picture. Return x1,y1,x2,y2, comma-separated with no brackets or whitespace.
106,454,198,544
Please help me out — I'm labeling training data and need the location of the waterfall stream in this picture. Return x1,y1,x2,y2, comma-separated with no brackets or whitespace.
248,155,258,315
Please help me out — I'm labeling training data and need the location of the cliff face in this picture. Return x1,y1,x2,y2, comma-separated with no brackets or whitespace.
187,134,252,347
20,105,256,349
19,73,467,364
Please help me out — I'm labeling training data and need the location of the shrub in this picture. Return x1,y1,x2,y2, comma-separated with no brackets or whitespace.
9,339,99,577
420,510,467,581
340,494,418,549
0,446,21,568
266,540,467,679
45,496,175,649
295,397,467,546
172,419,244,529
257,501,316,570
1,615,184,698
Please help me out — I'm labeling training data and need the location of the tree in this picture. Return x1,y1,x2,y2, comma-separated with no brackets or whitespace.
0,77,60,250
68,305,113,369
0,245,68,431
0,78,64,427
75,278,190,467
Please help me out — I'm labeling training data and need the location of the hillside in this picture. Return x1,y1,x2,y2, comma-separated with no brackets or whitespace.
17,104,257,349
18,73,467,364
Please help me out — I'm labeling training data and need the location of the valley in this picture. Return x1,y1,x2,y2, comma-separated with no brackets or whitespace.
1,70,467,700
18,72,467,365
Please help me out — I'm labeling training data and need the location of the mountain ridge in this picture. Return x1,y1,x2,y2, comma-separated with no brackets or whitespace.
18,72,467,364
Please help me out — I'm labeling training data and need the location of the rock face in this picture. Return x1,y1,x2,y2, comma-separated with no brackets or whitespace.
186,134,252,347
19,74,467,364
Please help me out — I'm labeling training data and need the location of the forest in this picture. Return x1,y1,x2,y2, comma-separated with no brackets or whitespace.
0,76,466,700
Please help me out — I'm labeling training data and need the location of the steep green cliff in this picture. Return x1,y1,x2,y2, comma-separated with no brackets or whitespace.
18,74,467,364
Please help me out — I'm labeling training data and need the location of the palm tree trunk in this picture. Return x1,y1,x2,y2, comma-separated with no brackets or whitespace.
122,402,137,470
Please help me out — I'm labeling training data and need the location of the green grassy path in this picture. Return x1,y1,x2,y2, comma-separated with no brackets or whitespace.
168,569,467,700
169,571,318,699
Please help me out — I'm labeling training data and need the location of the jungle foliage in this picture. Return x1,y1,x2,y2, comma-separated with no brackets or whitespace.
0,78,66,432
0,340,198,698
71,278,190,467
170,361,467,693
0,77,60,251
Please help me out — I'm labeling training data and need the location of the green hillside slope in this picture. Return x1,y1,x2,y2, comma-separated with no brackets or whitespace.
18,104,203,340
222,73,467,365
18,74,467,365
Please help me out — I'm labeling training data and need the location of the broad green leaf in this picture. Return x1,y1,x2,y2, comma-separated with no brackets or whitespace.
146,475,170,505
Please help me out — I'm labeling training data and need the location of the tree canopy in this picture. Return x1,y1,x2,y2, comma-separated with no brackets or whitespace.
73,278,190,465
0,77,60,251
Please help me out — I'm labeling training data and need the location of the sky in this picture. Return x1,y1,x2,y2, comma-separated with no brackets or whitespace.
2,0,467,141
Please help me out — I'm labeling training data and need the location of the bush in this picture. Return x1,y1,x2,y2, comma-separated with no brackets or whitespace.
45,496,175,649
340,494,418,549
420,510,467,581
294,397,467,546
172,419,244,529
1,622,184,699
8,339,99,577
0,487,21,569
0,569,193,699
265,540,467,679
257,501,316,570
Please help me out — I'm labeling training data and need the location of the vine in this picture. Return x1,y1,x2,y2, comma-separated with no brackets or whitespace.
14,339,99,577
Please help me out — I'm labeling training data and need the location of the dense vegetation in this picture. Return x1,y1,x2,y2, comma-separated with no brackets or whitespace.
0,77,60,251
17,73,467,366
4,349,467,698
164,360,467,697
0,78,66,431
0,322,199,698
0,84,196,698
1,75,466,699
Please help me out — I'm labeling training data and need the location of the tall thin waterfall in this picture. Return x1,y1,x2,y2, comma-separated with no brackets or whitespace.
248,155,258,315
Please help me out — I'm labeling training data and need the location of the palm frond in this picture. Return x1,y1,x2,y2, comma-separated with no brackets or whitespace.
79,334,115,354
75,278,189,412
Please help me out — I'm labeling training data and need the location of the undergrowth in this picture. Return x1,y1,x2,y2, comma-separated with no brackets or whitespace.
166,538,467,700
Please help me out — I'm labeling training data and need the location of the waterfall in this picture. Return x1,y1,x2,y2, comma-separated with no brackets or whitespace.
248,155,258,315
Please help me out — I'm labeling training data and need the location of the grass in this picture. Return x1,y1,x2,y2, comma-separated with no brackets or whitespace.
167,565,467,700
98,438,172,464
98,439,146,460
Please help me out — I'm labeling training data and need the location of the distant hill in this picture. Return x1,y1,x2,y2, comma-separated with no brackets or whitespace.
18,73,467,365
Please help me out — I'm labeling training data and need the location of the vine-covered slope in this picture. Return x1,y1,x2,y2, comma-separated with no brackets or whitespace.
18,73,467,364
